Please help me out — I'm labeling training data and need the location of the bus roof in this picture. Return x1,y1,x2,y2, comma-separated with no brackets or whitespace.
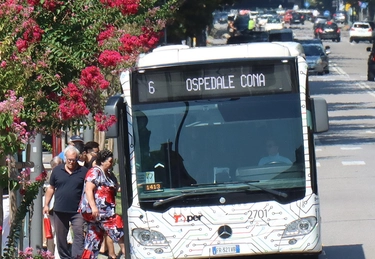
272,41,305,58
137,42,294,68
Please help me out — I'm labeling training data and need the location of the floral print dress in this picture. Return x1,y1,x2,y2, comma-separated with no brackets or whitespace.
79,166,124,259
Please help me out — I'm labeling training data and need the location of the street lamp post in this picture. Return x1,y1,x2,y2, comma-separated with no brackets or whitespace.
29,134,43,251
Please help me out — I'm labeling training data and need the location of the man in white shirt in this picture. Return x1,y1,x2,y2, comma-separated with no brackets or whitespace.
258,139,292,166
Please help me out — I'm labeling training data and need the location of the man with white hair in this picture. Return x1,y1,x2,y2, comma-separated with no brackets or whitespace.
58,135,84,162
43,145,88,259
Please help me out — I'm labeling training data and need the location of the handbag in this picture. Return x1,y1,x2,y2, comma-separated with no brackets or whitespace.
43,214,53,239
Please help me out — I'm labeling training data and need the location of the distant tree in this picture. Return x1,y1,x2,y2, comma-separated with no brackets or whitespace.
167,0,235,45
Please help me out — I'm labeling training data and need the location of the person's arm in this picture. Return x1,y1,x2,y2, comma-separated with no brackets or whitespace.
43,185,55,215
85,181,99,218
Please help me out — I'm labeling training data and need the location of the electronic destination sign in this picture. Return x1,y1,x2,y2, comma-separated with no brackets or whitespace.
134,59,296,103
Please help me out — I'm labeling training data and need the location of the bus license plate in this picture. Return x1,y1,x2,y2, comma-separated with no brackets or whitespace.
212,245,240,255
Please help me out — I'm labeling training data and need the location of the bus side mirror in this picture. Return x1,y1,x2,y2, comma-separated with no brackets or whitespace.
311,97,329,133
104,95,125,138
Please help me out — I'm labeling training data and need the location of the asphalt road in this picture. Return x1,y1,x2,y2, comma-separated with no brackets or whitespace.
298,21,375,259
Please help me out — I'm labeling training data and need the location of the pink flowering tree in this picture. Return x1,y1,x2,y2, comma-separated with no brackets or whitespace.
0,0,180,256
0,0,179,133
3,168,48,259
0,90,32,158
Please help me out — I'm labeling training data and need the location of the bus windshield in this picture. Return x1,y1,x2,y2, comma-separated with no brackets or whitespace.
132,93,305,202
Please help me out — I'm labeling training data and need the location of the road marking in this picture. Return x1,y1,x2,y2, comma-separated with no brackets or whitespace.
357,81,375,99
331,63,350,78
342,161,366,165
309,73,354,81
365,130,375,134
340,146,362,150
318,63,375,99
315,148,322,152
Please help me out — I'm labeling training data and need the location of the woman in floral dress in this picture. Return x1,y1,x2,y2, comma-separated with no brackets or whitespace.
79,149,125,259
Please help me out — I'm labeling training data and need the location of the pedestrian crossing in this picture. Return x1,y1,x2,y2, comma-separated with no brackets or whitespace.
315,144,367,167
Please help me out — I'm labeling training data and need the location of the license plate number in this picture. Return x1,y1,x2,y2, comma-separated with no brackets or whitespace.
212,245,240,255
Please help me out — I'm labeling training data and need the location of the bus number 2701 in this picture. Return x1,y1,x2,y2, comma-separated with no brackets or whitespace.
248,209,268,219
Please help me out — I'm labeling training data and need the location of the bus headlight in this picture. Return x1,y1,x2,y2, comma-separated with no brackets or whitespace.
132,228,168,246
282,216,317,237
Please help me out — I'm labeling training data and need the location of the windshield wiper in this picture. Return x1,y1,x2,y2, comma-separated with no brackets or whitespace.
153,181,288,207
190,180,259,187
153,190,210,207
193,181,288,198
244,181,288,198
153,185,250,207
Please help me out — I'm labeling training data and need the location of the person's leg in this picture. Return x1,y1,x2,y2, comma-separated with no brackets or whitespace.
70,212,85,259
53,211,71,259
105,235,116,259
117,237,126,257
103,215,125,258
99,235,108,255
81,222,104,259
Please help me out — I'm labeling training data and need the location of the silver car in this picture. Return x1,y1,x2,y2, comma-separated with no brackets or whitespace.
333,11,346,24
302,43,330,75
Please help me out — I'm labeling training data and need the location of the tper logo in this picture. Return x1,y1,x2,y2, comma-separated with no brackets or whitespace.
174,214,202,223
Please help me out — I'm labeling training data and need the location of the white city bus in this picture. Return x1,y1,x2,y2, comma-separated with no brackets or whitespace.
105,42,329,259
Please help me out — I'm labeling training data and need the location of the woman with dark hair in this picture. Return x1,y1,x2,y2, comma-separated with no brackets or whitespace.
79,149,125,259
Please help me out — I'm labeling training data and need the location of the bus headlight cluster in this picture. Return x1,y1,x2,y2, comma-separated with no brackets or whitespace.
282,216,317,237
132,228,168,246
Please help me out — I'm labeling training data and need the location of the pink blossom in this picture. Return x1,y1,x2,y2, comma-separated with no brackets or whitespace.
79,66,110,90
16,38,29,52
98,50,123,67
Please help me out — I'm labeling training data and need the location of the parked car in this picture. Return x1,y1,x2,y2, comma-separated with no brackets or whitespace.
349,21,375,43
296,38,325,46
313,16,328,34
314,16,328,26
301,42,330,75
313,22,324,38
269,29,294,41
264,16,284,31
290,12,305,24
366,44,375,80
316,22,341,42
333,11,347,24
